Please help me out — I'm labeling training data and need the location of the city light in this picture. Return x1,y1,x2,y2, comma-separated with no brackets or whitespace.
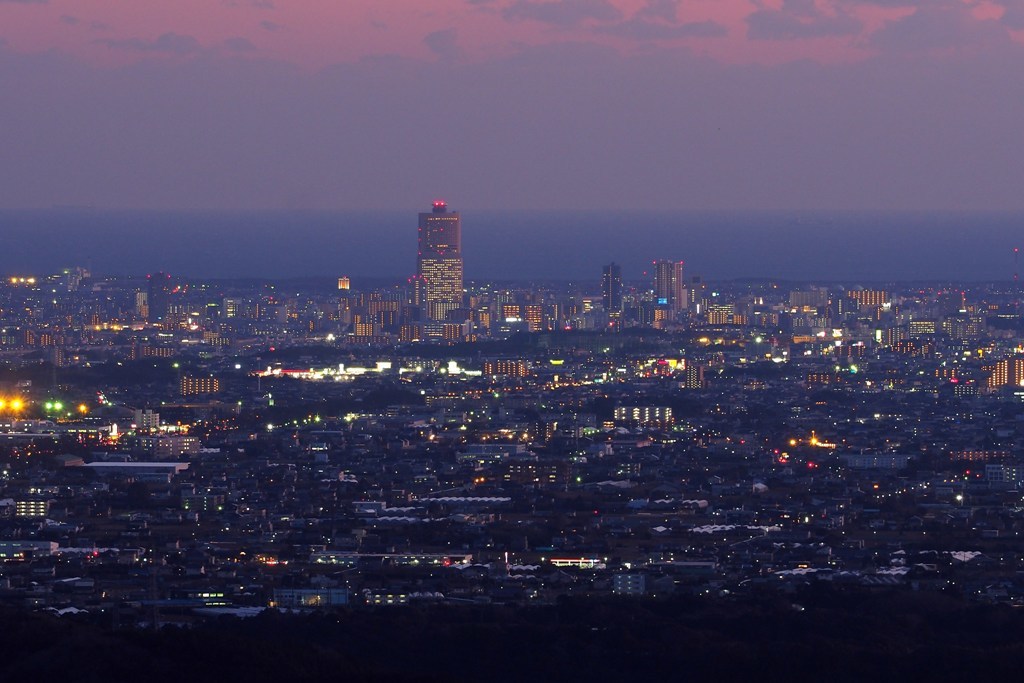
0,206,1022,639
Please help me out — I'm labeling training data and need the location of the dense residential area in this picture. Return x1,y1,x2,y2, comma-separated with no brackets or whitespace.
0,270,1023,625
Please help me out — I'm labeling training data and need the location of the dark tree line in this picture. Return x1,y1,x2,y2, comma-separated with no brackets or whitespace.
3,589,1024,683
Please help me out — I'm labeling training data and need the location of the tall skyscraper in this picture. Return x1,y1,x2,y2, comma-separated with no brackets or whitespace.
653,260,685,312
146,272,174,322
417,201,464,322
602,262,623,316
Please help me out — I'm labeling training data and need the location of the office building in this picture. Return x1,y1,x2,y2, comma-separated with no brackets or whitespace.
417,201,464,322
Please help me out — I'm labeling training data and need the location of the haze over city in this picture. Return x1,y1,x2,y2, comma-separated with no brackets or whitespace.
0,208,1019,282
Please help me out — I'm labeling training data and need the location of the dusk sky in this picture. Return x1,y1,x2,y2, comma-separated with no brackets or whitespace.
1,0,1022,211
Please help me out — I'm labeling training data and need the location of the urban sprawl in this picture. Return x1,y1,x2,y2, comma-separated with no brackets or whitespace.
1,207,1024,623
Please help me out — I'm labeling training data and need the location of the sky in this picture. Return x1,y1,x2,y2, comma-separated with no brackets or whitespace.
0,0,1022,212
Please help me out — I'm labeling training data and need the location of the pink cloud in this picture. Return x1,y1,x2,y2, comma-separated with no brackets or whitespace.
0,0,1017,68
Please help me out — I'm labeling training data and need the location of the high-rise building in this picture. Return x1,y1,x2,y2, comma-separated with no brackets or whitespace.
789,287,830,311
653,260,685,312
682,364,706,389
707,303,735,326
988,357,1024,389
146,272,175,322
417,201,463,322
846,289,889,308
222,297,242,319
602,263,622,313
134,291,149,319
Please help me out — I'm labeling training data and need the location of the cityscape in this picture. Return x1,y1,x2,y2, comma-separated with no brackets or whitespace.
1,204,1024,623
2,208,1024,676
5,0,1024,679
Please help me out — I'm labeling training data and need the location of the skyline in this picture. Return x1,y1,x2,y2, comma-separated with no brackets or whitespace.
4,1,1024,664
1,1,1023,212
0,207,1020,283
